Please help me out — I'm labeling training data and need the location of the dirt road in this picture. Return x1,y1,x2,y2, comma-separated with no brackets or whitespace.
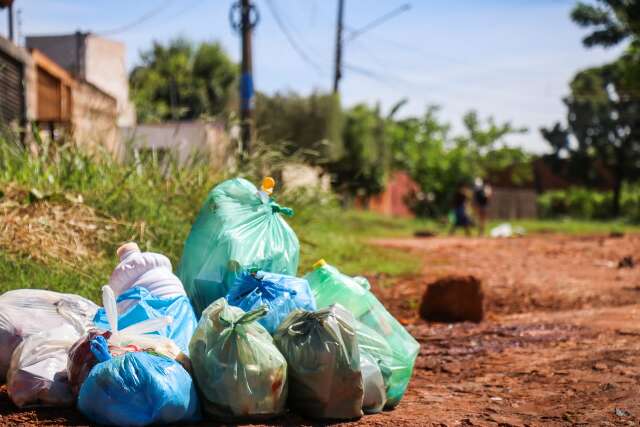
1,234,639,426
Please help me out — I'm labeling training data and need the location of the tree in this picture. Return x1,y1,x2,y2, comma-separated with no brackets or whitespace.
330,104,387,201
571,0,640,48
561,52,640,216
130,38,237,123
254,91,343,164
390,107,529,217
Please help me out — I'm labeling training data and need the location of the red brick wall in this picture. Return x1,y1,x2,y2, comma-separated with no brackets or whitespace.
361,171,418,217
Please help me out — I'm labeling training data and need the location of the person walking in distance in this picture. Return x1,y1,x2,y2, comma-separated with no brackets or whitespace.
472,178,492,236
449,183,472,236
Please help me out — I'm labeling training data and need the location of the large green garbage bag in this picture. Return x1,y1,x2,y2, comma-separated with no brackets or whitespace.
178,177,300,316
189,298,287,421
304,261,420,408
274,304,364,420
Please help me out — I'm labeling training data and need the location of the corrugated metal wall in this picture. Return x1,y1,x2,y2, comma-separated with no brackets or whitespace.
0,48,24,126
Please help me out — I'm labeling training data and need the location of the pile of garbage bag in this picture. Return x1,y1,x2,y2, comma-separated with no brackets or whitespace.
0,177,420,425
178,177,300,316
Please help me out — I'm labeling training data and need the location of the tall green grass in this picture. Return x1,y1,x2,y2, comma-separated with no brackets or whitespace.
0,135,423,301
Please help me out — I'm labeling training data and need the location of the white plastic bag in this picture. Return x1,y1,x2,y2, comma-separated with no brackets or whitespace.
109,242,186,312
7,324,81,407
0,289,98,381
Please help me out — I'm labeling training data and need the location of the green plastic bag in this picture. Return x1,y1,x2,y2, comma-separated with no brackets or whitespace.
178,178,300,316
189,298,287,421
274,305,364,420
304,261,420,408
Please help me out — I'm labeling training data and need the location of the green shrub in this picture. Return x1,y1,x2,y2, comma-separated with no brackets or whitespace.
538,186,640,223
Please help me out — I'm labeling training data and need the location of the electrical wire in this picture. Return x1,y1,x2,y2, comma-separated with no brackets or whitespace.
264,0,325,75
98,0,174,36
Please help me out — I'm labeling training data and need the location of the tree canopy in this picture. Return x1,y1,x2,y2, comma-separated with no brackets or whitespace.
130,38,237,123
571,0,640,48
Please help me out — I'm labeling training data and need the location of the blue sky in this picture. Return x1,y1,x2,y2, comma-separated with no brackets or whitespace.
1,0,625,152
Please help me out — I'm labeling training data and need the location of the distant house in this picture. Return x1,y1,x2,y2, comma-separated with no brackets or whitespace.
0,35,118,151
26,32,136,127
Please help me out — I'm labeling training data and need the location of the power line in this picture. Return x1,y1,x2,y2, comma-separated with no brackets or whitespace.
98,0,174,36
345,3,411,43
264,0,325,75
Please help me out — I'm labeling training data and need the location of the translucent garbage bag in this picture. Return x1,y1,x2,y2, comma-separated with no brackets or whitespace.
305,261,420,408
67,286,183,396
360,350,387,414
178,177,300,316
77,336,200,427
189,298,287,420
226,271,316,333
93,286,197,354
0,289,98,381
6,324,81,407
274,304,364,420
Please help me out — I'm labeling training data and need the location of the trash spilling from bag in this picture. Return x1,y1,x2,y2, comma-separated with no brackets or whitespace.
77,336,200,427
274,304,364,420
0,177,420,424
0,289,98,381
226,270,316,333
178,177,300,316
305,260,420,408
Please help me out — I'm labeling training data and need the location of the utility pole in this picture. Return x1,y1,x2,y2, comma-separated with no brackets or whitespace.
240,0,255,154
332,0,344,94
7,1,14,42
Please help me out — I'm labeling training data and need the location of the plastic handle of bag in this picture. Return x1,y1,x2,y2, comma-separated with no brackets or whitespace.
270,202,294,217
90,335,112,363
102,285,119,334
119,316,173,335
235,305,269,326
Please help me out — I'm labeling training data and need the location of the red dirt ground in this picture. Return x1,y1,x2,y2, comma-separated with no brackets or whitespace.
1,234,640,426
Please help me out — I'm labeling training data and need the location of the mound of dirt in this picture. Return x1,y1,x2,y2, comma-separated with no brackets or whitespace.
420,275,484,323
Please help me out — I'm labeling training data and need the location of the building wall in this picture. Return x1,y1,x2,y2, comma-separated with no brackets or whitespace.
72,81,118,153
360,170,419,218
85,35,135,126
486,187,538,219
26,33,136,127
119,121,231,169
0,36,32,131
281,164,331,192
26,34,84,76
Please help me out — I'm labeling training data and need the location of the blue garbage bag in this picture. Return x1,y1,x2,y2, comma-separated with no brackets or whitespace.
77,336,200,426
226,271,316,334
93,286,197,354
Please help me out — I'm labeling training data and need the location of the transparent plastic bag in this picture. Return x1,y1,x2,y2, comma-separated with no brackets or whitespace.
0,289,97,381
77,338,200,427
6,324,81,407
178,178,300,316
305,261,420,408
189,298,287,420
274,304,364,420
226,271,316,333
93,286,197,354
